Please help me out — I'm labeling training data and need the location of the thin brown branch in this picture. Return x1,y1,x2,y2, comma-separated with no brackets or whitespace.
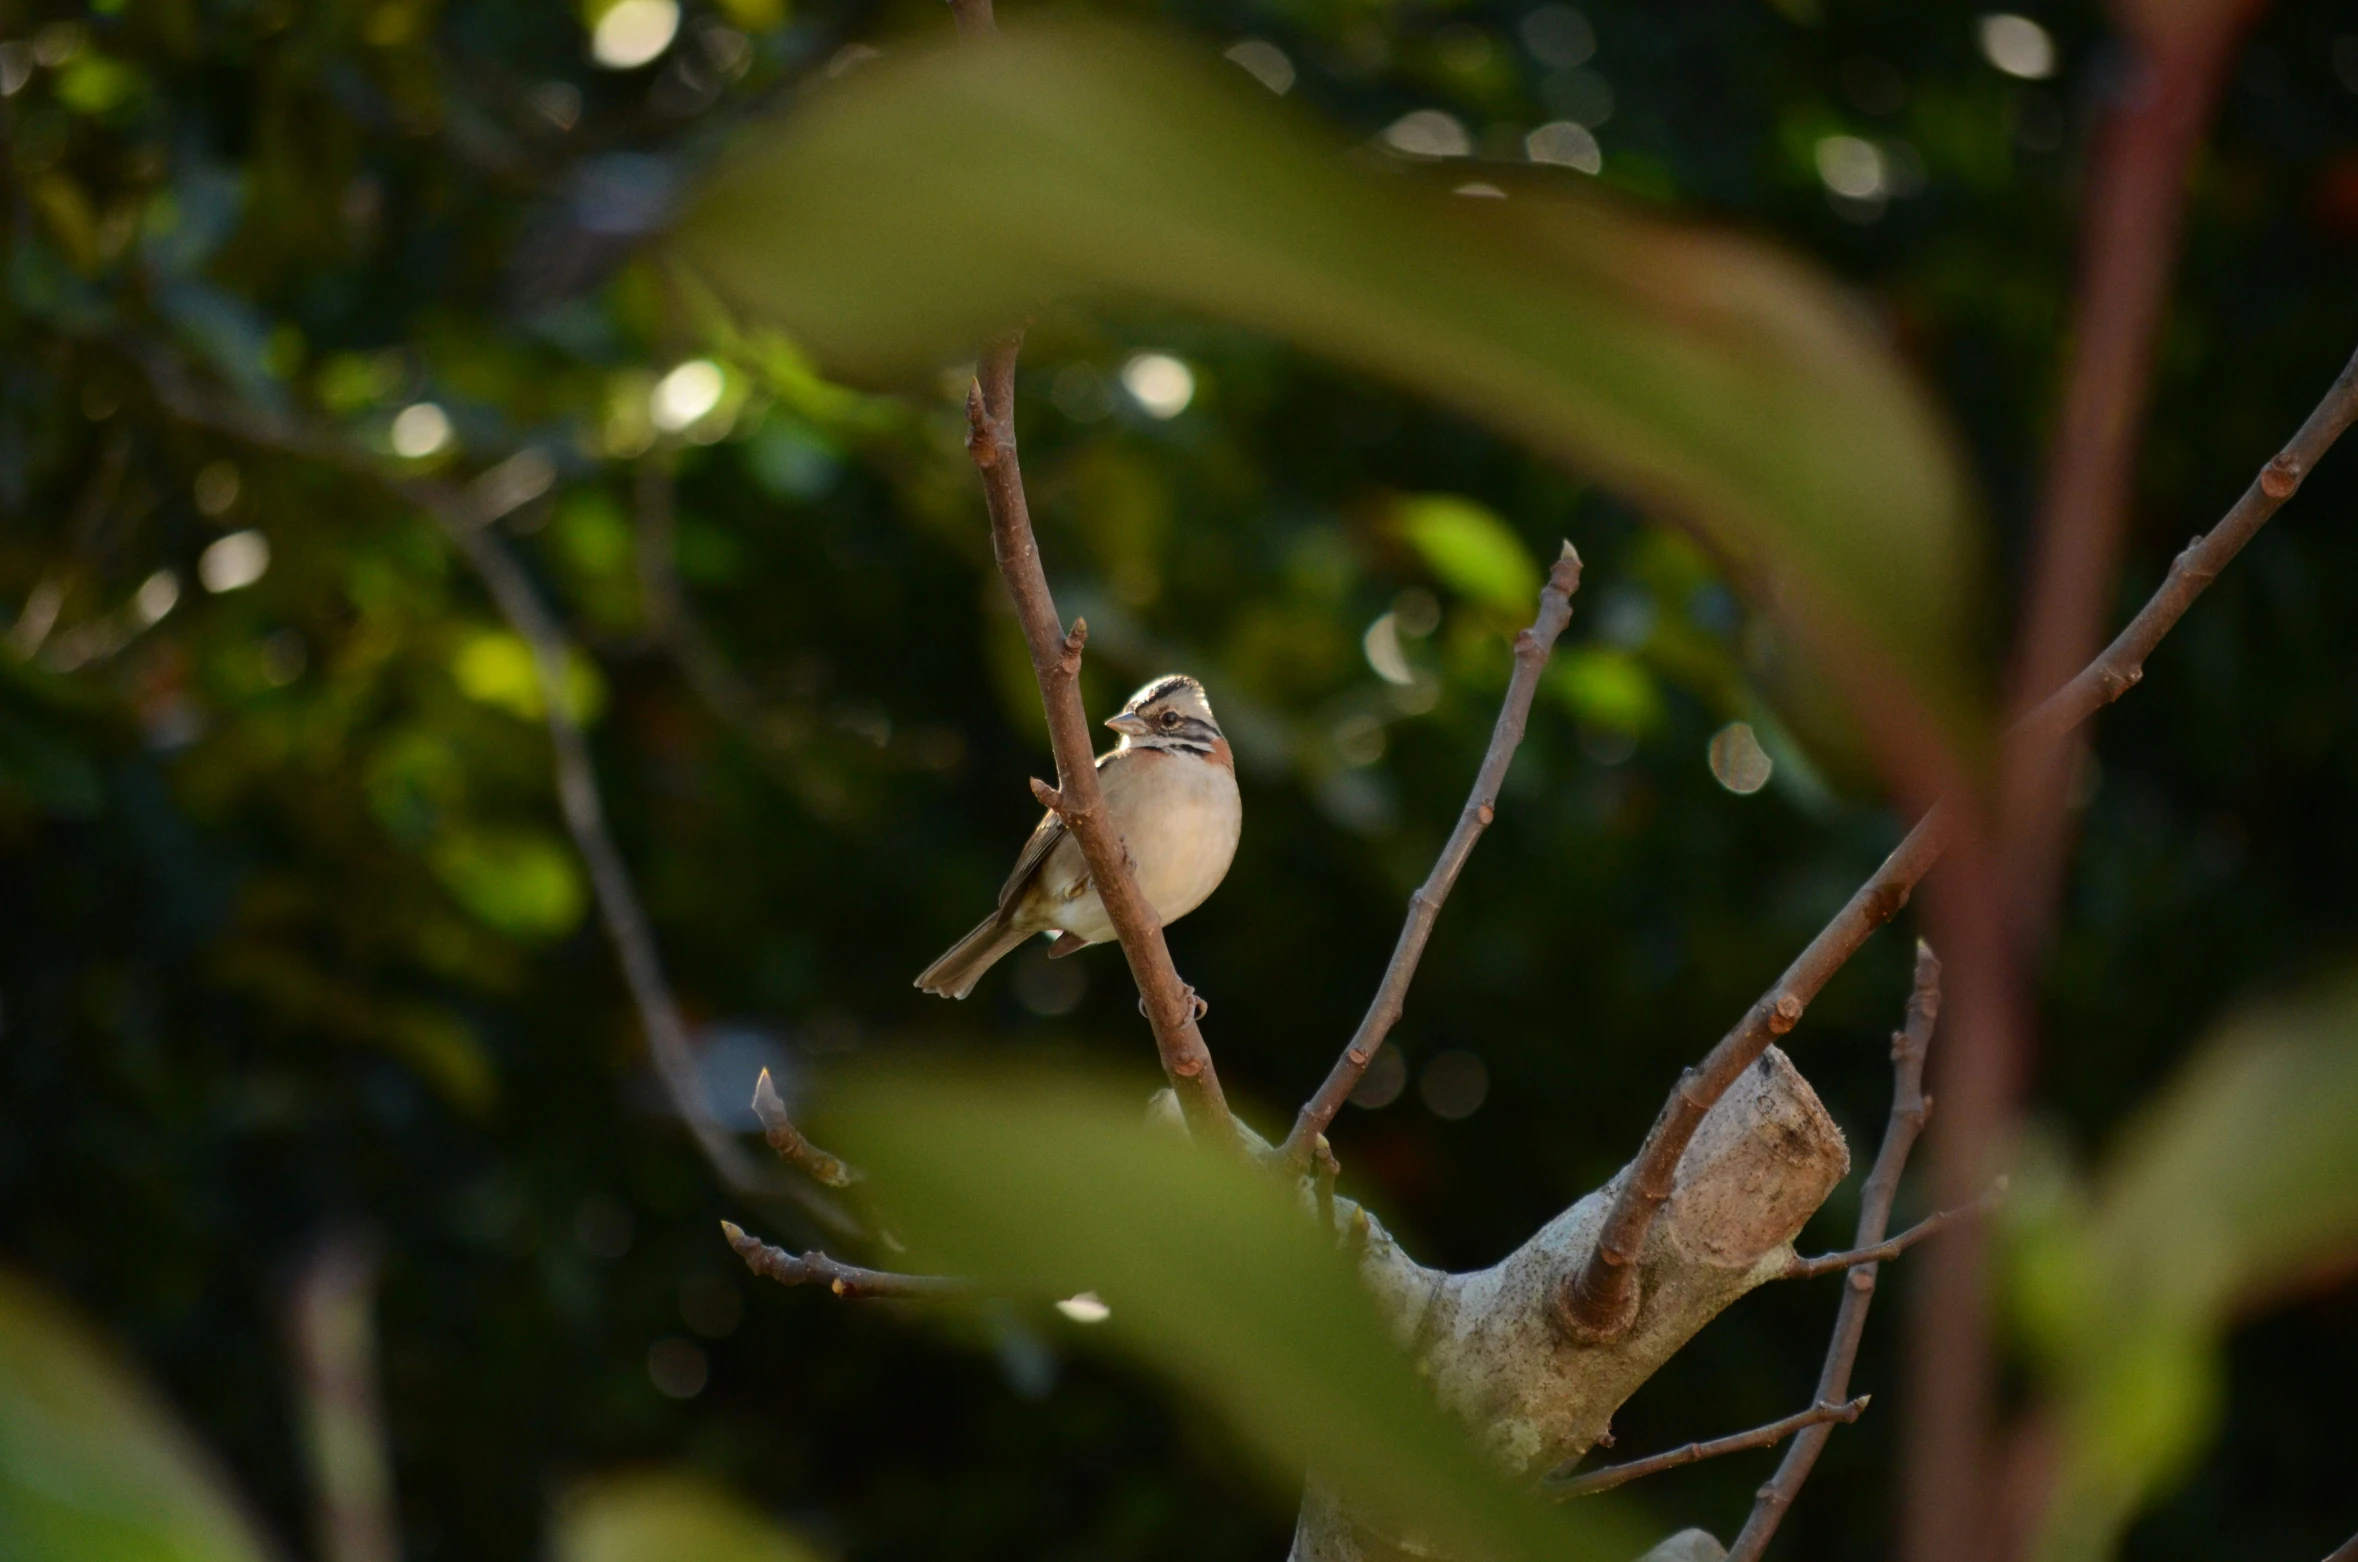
1543,1397,1870,1499
287,1234,400,1562
137,347,791,1203
752,1066,860,1188
1555,338,2358,1345
721,1220,968,1299
2323,1530,2358,1562
964,342,1233,1136
1782,1182,2001,1281
1281,543,1584,1164
434,491,777,1194
1728,940,1942,1562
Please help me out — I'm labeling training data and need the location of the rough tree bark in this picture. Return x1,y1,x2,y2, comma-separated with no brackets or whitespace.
1289,1046,1851,1561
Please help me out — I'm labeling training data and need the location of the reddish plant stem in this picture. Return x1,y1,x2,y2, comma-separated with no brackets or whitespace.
1281,542,1585,1163
1728,943,1941,1561
1910,25,2251,1559
1553,334,2358,1346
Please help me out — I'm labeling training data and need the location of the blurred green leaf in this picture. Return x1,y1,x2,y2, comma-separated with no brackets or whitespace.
429,827,588,940
1394,494,1541,616
1548,647,1664,735
2028,974,2358,1561
553,1470,822,1562
677,20,1985,768
0,1268,275,1562
449,629,605,724
820,1062,1640,1562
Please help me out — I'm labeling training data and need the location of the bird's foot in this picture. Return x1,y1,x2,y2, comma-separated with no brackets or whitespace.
1137,986,1211,1023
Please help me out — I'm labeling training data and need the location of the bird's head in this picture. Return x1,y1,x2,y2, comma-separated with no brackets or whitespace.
1106,674,1223,756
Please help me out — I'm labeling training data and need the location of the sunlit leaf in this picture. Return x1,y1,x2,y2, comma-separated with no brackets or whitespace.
449,629,605,724
0,1268,275,1562
676,20,1985,774
2028,974,2358,1561
819,1062,1641,1562
553,1470,822,1562
430,827,588,939
1394,494,1541,616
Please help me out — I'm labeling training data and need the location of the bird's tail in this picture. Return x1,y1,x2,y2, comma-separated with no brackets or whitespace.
914,915,1035,999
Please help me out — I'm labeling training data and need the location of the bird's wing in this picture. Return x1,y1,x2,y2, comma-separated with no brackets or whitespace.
996,748,1119,908
997,809,1068,908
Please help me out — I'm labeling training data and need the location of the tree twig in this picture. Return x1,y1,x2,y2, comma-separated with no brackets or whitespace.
136,347,782,1200
721,1220,968,1299
935,0,1228,1135
1781,1181,2001,1280
1280,542,1584,1164
2322,1530,2358,1562
287,1233,401,1562
1727,941,1941,1562
752,1066,860,1188
1554,339,2358,1345
960,355,1234,1135
1543,1397,1870,1499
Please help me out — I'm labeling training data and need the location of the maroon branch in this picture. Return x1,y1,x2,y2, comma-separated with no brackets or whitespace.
1727,940,1941,1562
721,1220,969,1299
1554,339,2358,1346
1543,1397,1870,1499
961,345,1234,1135
1279,543,1584,1163
752,1067,860,1188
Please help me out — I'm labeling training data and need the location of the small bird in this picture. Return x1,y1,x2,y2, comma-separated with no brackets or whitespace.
916,674,1241,1000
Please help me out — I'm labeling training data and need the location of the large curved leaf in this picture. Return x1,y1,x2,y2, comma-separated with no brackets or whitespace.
0,1268,277,1562
817,1061,1641,1562
675,21,1984,766
2020,975,2358,1560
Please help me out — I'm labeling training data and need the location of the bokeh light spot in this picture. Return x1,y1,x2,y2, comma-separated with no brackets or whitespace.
1120,354,1194,418
390,402,453,459
1977,13,2055,80
650,359,724,431
591,0,679,69
198,530,271,594
1708,721,1775,795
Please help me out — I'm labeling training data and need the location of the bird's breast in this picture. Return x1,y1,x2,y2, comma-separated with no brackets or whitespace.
1102,750,1241,925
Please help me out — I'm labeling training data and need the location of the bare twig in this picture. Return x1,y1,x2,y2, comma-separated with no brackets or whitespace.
1728,941,1942,1562
288,1234,401,1562
1555,339,2358,1345
934,0,1228,1135
963,351,1235,1135
1280,543,1584,1164
721,1220,967,1299
1543,1397,1870,1499
752,1067,860,1188
138,348,782,1201
1782,1182,2001,1280
2323,1530,2358,1562
434,494,774,1194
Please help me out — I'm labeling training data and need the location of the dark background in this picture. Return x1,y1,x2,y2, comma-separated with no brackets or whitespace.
2,0,2355,1556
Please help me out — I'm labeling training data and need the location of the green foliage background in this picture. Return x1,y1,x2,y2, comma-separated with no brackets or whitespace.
2,0,2356,1557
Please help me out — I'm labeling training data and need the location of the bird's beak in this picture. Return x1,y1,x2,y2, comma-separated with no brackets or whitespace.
1104,712,1152,737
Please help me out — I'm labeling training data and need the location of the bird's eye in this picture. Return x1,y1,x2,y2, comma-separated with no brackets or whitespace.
1159,710,1181,728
